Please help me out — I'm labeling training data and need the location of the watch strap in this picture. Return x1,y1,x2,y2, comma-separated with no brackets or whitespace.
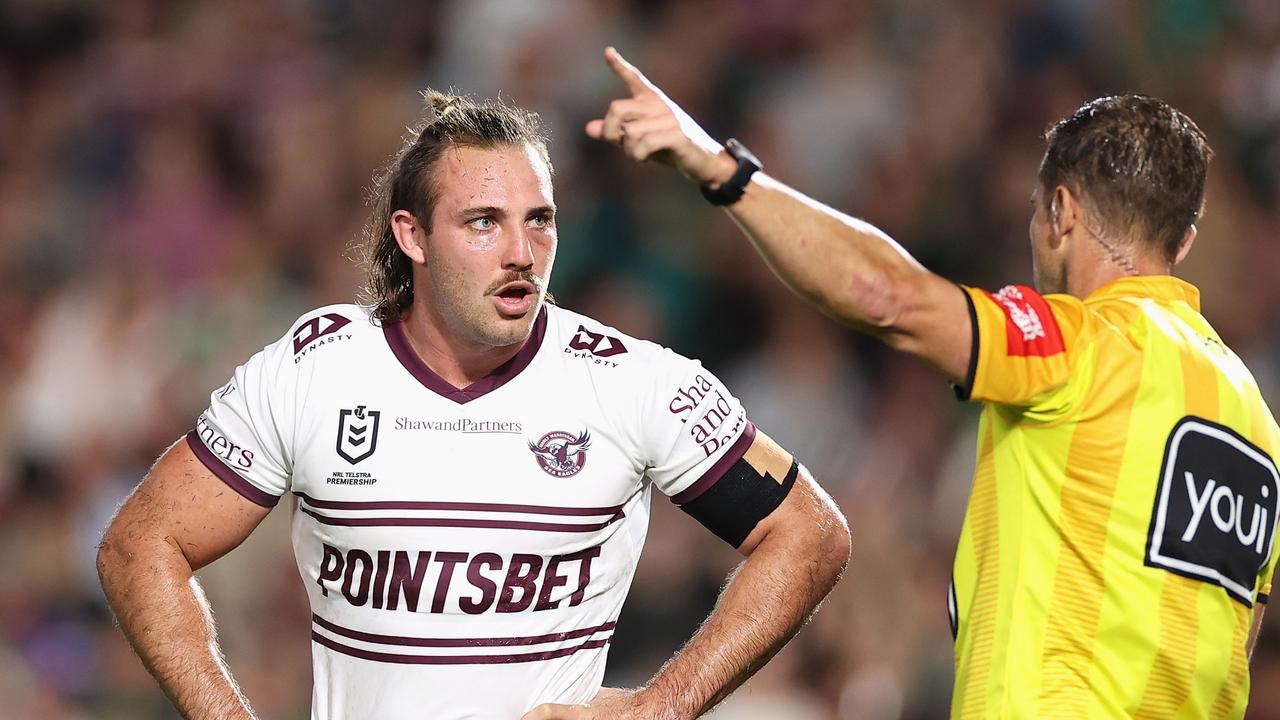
700,139,761,207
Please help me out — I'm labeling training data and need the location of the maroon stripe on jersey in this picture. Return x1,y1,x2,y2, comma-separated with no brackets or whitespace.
311,614,615,647
298,505,623,532
185,431,280,508
383,306,548,405
670,421,757,505
312,632,610,665
294,492,623,516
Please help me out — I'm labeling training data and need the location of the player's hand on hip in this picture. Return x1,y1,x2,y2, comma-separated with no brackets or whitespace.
587,46,735,188
522,686,655,720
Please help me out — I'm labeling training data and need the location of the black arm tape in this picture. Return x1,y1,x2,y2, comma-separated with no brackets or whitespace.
953,285,979,402
679,457,799,548
1259,592,1270,605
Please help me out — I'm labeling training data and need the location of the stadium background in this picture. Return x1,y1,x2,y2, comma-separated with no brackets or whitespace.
3,0,1280,717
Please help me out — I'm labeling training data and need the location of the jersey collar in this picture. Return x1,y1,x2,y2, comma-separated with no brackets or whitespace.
1084,275,1201,312
382,306,548,404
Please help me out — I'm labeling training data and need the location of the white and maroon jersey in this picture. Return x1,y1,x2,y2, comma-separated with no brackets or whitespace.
188,303,755,719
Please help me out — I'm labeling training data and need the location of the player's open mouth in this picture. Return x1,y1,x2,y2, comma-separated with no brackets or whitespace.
492,281,537,316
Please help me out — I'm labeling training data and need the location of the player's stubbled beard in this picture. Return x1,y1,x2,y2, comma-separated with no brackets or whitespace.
424,246,549,348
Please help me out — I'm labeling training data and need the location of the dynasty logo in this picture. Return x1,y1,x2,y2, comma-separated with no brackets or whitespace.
294,312,352,362
336,405,381,464
565,325,627,367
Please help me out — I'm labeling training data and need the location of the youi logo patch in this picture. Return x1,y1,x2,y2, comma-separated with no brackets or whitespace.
1146,416,1280,606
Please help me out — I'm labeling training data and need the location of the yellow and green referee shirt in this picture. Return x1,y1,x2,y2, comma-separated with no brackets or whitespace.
951,276,1280,719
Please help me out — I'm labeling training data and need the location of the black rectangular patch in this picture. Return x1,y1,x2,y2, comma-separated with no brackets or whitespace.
1145,416,1280,606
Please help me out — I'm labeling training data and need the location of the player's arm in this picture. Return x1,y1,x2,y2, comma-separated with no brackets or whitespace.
586,47,971,383
629,432,850,718
525,430,850,720
97,437,271,720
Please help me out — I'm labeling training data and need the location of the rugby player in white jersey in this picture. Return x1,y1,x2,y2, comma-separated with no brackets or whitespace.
96,89,851,720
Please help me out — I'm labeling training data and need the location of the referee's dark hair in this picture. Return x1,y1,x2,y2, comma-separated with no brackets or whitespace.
1038,94,1212,264
356,89,552,323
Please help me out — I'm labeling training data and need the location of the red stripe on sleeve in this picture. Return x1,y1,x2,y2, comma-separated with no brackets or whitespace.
982,285,1066,358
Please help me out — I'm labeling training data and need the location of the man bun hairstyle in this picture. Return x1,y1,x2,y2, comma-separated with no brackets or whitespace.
1038,94,1212,263
357,89,552,323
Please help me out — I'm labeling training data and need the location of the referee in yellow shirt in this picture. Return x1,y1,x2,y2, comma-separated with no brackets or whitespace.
588,47,1280,719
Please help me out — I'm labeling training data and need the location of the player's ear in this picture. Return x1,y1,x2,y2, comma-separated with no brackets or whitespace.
1173,224,1196,266
391,210,428,265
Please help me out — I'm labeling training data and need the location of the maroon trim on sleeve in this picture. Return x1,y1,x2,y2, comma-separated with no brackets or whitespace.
185,430,280,508
670,421,757,505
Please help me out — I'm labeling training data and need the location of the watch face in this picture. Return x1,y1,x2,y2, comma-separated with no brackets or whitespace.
727,139,762,171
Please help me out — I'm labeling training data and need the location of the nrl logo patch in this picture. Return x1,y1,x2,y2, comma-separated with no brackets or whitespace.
336,405,381,464
528,429,591,478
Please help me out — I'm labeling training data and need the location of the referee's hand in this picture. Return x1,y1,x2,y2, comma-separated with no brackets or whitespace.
587,46,736,188
522,686,649,720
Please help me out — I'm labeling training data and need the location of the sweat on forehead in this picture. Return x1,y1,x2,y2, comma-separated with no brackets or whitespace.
429,144,555,207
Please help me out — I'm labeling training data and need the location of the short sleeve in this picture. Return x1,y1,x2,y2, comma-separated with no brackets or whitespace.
640,349,754,504
957,284,1085,408
186,330,296,507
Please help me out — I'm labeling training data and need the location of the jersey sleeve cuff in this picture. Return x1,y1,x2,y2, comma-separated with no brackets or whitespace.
185,430,281,508
670,422,757,505
952,285,980,402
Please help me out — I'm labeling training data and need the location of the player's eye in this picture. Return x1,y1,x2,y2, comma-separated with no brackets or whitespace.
468,216,496,231
527,212,554,230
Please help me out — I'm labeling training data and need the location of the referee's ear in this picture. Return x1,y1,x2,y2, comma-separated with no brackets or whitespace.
391,209,428,265
1049,185,1079,250
1173,224,1196,266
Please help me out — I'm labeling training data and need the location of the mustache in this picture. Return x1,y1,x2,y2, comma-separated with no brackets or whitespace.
484,271,544,296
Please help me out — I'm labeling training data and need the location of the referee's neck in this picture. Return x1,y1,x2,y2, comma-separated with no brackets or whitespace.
1064,245,1173,299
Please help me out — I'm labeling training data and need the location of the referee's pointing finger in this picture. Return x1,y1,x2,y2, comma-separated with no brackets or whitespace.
604,46,654,97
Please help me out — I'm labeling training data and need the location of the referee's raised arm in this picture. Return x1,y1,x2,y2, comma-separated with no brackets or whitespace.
591,44,1280,720
585,47,973,385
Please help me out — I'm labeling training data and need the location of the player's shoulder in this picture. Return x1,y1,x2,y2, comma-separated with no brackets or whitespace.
545,304,699,377
285,303,378,340
269,303,381,366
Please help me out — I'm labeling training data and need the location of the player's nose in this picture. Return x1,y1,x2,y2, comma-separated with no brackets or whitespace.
501,224,536,271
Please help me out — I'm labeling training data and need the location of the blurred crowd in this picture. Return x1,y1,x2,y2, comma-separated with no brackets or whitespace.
3,0,1280,718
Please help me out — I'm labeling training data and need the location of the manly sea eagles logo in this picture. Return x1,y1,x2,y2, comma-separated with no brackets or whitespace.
528,430,591,478
336,405,381,464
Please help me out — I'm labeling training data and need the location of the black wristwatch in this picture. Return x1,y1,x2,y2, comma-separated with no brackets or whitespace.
700,138,762,207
